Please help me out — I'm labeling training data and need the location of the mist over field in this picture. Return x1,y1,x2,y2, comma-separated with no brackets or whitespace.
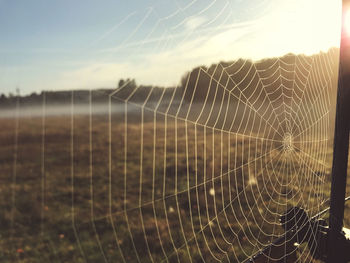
0,104,127,118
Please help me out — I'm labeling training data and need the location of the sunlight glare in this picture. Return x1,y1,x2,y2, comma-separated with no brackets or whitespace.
344,9,350,36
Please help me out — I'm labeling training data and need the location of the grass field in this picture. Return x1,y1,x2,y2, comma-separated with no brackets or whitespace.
0,103,348,263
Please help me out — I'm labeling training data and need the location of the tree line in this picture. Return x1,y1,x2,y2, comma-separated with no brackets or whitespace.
0,49,338,108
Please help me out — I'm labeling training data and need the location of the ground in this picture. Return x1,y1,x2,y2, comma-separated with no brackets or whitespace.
0,110,346,262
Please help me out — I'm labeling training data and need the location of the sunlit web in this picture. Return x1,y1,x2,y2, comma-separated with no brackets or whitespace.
106,49,338,262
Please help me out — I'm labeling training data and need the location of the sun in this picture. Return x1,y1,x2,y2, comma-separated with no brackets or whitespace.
344,9,350,36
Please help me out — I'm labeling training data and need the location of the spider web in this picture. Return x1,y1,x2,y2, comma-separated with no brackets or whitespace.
106,49,338,262
2,1,341,263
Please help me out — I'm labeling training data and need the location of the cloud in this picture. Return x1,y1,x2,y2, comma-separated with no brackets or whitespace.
49,0,341,91
184,16,207,30
52,22,255,90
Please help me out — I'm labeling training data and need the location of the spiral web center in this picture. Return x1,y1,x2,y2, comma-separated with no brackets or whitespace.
283,133,293,153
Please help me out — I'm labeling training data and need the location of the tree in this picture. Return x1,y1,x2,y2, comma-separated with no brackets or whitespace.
118,79,125,88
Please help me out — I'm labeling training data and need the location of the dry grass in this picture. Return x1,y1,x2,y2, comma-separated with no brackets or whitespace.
0,110,345,263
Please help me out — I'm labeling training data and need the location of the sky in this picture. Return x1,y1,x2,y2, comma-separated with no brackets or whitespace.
0,0,342,95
